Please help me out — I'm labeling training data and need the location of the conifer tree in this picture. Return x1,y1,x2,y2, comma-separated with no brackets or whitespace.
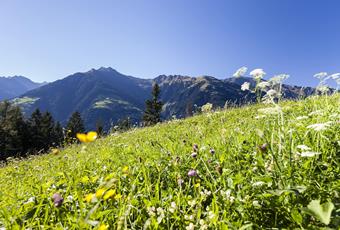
66,111,85,141
41,112,56,149
53,122,64,147
142,83,163,126
28,109,45,151
0,101,27,158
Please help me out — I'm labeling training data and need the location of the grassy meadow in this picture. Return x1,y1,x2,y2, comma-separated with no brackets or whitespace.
0,93,339,229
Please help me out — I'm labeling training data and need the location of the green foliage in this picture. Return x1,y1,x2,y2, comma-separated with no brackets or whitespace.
0,103,64,160
66,111,85,142
142,83,163,126
0,94,339,229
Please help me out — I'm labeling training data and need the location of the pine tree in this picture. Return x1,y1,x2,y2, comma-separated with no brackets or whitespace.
41,112,56,150
66,111,85,141
53,122,64,147
28,109,45,151
142,83,163,126
0,101,27,159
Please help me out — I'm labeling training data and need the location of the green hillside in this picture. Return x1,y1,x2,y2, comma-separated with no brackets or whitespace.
0,94,339,229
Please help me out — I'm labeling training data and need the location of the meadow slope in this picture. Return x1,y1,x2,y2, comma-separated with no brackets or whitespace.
0,94,339,229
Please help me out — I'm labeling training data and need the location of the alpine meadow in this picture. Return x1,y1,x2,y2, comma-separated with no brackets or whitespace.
1,1,340,229
0,68,339,229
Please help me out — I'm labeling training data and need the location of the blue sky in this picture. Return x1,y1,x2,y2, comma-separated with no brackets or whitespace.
0,0,339,87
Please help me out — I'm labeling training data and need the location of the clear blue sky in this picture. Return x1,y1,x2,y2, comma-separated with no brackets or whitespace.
0,0,339,87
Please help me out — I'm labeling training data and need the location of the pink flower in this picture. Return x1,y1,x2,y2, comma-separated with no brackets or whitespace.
188,169,197,177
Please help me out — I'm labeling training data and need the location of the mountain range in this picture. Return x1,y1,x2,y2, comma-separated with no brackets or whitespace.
0,76,46,100
5,67,315,130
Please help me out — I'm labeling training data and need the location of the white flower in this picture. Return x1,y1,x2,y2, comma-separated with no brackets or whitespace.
169,202,177,213
24,196,36,205
299,151,321,157
296,116,309,120
208,211,216,220
266,89,278,97
307,122,332,131
201,103,213,113
308,110,324,116
252,181,266,187
241,82,250,91
253,200,262,208
329,73,340,80
147,206,156,216
186,223,195,230
316,85,329,93
258,106,282,115
257,81,270,89
255,115,266,119
296,145,311,151
314,72,328,80
250,68,266,80
269,74,289,85
233,66,248,78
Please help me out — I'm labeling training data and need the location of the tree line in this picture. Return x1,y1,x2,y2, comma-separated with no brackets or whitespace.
0,83,163,161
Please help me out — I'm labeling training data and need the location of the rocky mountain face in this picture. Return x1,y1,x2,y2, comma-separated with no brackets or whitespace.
14,67,313,130
0,76,46,100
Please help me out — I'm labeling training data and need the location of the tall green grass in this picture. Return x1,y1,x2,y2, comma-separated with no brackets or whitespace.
0,94,339,229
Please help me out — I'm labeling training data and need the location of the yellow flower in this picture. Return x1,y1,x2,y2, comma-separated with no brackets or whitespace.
81,176,90,183
51,148,60,155
76,131,98,143
103,189,115,200
96,188,106,198
104,173,115,181
84,193,95,203
91,175,99,183
98,224,109,230
114,194,122,199
194,183,200,188
122,166,129,174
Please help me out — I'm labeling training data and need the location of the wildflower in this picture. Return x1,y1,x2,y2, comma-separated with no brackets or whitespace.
114,194,122,199
76,131,98,143
156,207,165,223
122,166,129,174
259,143,268,153
147,206,156,216
307,122,332,131
266,89,278,97
255,115,266,119
103,189,115,200
253,200,262,208
81,176,90,183
177,178,184,186
188,169,197,177
51,148,60,155
250,68,266,80
252,181,265,187
308,110,323,116
313,72,328,80
241,82,250,91
191,152,197,158
67,195,74,201
193,144,199,152
169,202,177,213
233,66,248,78
186,223,195,230
296,145,311,151
329,73,340,79
96,188,106,198
201,103,213,113
208,211,216,220
257,81,270,89
316,84,329,94
98,224,109,230
269,74,289,85
85,193,95,203
299,151,321,157
24,196,36,205
209,148,215,154
258,107,281,115
199,219,208,230
52,193,64,207
296,116,308,120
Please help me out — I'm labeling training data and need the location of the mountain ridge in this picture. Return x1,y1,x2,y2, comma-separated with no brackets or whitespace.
13,67,314,130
